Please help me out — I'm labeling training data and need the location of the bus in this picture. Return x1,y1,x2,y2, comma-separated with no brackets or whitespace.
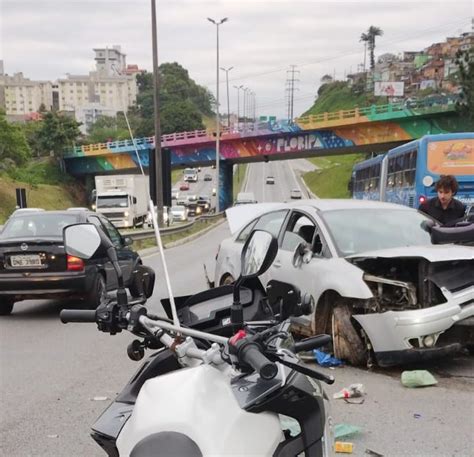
351,133,474,208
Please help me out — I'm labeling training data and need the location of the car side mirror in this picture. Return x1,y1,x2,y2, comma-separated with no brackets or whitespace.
123,236,133,247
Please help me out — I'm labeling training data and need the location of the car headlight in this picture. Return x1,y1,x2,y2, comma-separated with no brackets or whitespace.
91,204,96,210
197,207,202,213
124,211,129,217
123,220,129,226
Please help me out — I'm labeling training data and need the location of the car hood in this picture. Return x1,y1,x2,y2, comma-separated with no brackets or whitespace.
346,245,474,262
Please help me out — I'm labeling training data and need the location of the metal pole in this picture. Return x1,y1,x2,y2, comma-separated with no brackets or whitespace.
234,85,242,130
208,17,228,213
221,67,233,128
151,0,163,225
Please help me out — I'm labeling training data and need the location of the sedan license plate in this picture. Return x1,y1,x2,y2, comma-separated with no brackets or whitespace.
10,254,42,268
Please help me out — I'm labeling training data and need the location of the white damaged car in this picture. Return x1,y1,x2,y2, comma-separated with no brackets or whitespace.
214,200,474,367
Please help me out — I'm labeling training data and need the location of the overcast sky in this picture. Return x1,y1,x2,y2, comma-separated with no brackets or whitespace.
0,0,472,118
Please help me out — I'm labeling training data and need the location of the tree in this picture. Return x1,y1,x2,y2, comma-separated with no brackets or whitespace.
0,112,31,166
362,26,384,71
37,112,82,157
161,100,204,134
455,47,474,123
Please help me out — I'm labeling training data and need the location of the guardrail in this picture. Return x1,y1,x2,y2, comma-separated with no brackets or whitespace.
119,212,224,242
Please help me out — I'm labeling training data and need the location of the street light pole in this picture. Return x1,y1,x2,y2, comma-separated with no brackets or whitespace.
151,0,163,225
220,66,233,128
207,17,228,213
233,84,243,130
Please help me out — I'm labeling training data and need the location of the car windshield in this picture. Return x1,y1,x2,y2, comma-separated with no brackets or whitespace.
97,195,128,208
0,214,79,239
321,209,434,256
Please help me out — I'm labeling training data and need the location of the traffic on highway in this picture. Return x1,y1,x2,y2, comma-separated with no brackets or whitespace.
1,157,473,456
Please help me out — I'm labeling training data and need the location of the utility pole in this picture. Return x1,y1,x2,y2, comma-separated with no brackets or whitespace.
207,17,228,213
285,65,299,123
151,0,163,225
220,66,233,128
233,84,243,129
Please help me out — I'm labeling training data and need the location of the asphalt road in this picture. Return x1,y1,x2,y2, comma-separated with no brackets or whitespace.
1,160,473,456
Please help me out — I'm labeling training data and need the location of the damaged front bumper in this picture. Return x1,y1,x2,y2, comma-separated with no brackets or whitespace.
353,286,474,366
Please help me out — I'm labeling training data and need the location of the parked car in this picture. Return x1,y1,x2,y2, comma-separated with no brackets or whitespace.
170,205,188,222
179,182,190,191
214,200,474,367
266,176,275,184
0,209,152,315
204,173,213,182
290,189,302,199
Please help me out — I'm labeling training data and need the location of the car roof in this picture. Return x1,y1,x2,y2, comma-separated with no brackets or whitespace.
225,199,416,235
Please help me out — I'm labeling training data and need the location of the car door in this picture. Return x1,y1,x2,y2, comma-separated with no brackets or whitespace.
268,209,332,306
99,216,137,285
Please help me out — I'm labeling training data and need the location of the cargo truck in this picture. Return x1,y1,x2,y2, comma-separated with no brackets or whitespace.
94,175,149,228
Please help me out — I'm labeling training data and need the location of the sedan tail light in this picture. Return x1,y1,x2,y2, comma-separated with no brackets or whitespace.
67,255,85,271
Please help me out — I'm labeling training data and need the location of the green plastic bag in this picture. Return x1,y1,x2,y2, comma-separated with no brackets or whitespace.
334,423,362,439
401,370,438,388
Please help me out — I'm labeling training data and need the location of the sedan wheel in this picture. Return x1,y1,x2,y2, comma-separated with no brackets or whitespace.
220,274,235,286
0,298,15,316
86,274,107,310
331,302,367,366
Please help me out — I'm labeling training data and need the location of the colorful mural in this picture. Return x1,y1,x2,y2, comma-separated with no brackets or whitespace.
63,101,463,176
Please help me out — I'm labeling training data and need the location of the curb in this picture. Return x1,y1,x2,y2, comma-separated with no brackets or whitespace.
139,217,226,257
297,170,319,199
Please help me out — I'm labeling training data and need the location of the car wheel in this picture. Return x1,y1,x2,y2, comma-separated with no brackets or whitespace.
331,302,367,366
0,298,15,316
129,264,155,298
86,274,107,310
220,274,235,286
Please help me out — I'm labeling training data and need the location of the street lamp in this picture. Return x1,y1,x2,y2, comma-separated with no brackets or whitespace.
207,16,228,213
220,66,233,129
243,87,251,131
233,84,243,130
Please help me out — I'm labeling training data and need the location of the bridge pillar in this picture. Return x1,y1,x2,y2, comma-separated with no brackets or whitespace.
219,160,233,211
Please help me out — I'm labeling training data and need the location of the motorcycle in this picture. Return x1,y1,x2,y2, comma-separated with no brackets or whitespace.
60,225,336,456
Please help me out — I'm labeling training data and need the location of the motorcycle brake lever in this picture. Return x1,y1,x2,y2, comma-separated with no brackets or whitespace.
268,351,335,385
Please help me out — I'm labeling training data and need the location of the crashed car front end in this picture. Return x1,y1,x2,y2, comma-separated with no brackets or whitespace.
347,254,474,366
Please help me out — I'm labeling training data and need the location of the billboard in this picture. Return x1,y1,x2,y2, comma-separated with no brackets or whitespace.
427,139,474,176
374,81,404,97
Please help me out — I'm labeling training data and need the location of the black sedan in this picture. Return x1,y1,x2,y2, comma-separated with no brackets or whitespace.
0,209,152,315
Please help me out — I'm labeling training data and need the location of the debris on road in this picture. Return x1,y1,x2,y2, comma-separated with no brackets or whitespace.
335,441,354,453
401,370,438,388
333,383,365,400
365,448,384,456
334,423,362,439
413,413,422,419
313,349,343,367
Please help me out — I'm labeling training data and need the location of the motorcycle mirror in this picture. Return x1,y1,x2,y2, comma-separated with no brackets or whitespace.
63,223,101,259
231,230,278,330
240,230,278,279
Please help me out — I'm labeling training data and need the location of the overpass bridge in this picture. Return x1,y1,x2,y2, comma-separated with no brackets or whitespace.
63,98,465,209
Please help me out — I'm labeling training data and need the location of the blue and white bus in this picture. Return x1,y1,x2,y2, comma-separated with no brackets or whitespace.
352,133,474,208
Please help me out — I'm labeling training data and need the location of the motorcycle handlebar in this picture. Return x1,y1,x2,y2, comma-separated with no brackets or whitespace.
60,309,96,324
239,343,278,381
293,334,332,353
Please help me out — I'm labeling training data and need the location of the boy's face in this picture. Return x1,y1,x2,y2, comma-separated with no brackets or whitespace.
437,187,454,206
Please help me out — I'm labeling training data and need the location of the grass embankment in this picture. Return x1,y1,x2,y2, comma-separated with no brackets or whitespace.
233,164,248,201
303,154,364,198
302,81,388,116
0,159,85,223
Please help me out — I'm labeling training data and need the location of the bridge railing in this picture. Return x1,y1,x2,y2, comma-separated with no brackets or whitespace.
296,96,457,126
67,96,458,157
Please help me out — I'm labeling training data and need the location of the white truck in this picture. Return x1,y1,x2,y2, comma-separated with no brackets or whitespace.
94,175,149,228
183,168,198,183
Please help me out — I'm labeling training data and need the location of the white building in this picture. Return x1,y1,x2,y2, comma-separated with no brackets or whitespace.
0,72,53,115
0,47,140,128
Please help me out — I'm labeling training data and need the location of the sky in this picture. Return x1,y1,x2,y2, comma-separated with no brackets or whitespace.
0,0,472,119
